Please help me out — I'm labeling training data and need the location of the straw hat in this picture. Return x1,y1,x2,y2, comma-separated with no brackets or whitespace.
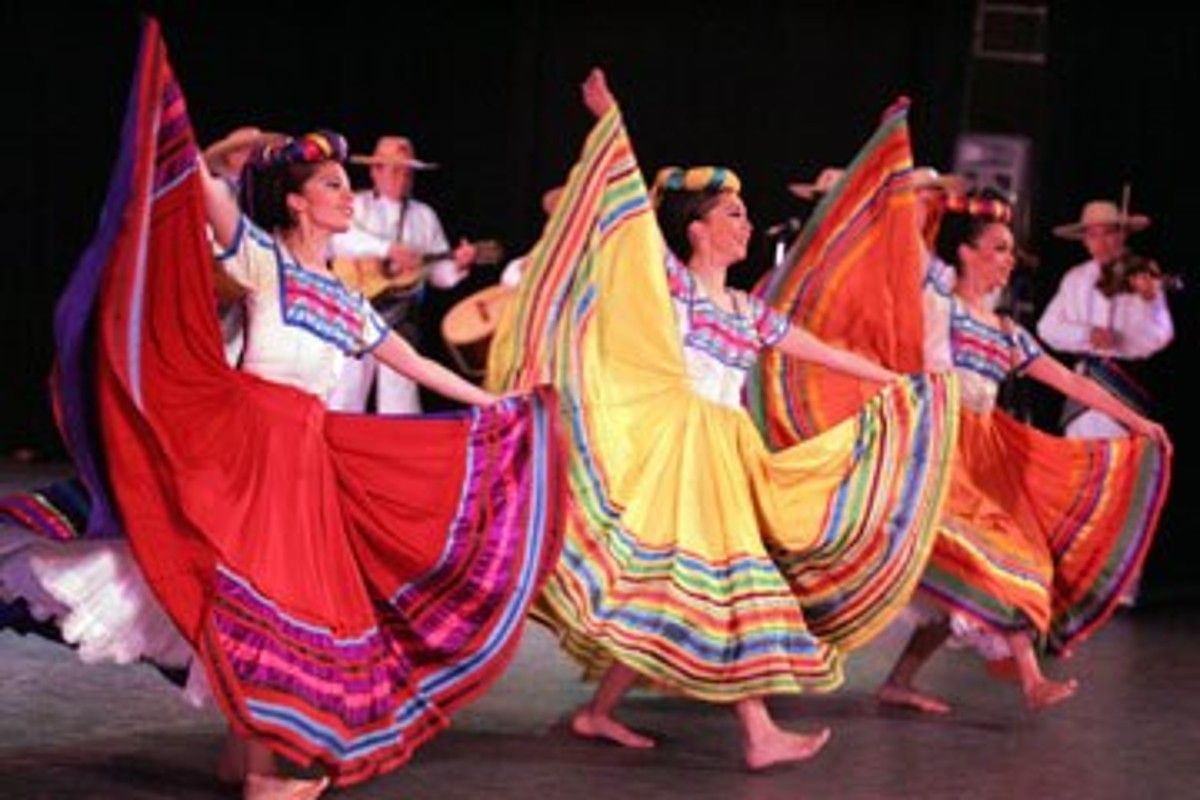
349,135,438,171
203,126,285,176
788,167,845,200
910,166,968,194
790,165,968,201
1053,200,1150,240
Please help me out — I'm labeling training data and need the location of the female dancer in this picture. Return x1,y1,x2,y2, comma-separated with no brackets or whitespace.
877,190,1169,713
43,21,564,799
748,106,1169,716
487,70,959,768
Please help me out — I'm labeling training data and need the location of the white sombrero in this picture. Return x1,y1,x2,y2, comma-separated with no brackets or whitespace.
788,167,845,200
1053,200,1150,240
910,166,968,194
348,135,438,171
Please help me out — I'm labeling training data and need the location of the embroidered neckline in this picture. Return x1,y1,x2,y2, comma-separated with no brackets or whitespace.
678,262,750,322
950,297,1011,338
275,241,340,285
948,296,1039,380
273,242,373,355
669,255,765,370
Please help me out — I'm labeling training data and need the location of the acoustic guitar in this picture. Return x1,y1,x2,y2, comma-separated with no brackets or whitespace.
331,240,504,299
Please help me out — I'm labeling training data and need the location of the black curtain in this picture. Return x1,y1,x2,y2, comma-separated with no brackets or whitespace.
1039,4,1199,596
2,2,1194,594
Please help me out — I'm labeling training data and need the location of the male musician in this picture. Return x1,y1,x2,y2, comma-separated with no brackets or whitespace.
330,135,476,413
1037,200,1174,438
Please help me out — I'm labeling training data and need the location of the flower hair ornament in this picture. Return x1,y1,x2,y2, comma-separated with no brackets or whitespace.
651,166,741,208
943,190,1013,224
236,129,350,228
251,129,349,169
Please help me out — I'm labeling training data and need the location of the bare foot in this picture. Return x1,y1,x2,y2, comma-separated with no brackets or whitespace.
877,683,952,714
570,706,656,749
217,741,246,785
744,726,831,770
243,774,329,800
1025,677,1079,711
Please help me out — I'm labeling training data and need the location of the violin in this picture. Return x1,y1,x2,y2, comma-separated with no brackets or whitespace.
1096,252,1184,298
1095,183,1185,297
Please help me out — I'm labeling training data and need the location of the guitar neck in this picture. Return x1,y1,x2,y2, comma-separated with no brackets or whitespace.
332,241,500,301
419,241,503,268
420,250,455,265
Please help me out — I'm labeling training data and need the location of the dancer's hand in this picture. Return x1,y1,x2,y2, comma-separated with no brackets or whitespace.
483,390,523,407
1128,415,1171,451
582,68,616,119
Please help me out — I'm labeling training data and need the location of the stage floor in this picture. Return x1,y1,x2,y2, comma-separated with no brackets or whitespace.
2,464,1197,799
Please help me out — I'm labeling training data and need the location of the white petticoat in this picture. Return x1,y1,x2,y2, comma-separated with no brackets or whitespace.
0,522,210,706
900,592,1012,661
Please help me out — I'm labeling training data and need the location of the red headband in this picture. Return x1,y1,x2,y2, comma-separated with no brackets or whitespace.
943,191,1013,224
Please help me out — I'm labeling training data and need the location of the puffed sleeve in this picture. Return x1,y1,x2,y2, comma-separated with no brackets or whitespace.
1010,322,1044,373
213,215,276,292
743,291,789,348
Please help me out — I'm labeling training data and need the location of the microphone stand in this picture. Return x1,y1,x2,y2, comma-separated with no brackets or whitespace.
764,217,802,268
1105,182,1134,353
773,238,788,269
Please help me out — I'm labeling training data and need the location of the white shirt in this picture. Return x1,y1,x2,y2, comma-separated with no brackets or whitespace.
217,217,388,402
1036,259,1174,359
330,191,466,290
499,257,525,288
665,253,789,409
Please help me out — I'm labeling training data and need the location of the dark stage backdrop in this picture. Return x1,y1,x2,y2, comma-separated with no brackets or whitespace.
1,3,1195,596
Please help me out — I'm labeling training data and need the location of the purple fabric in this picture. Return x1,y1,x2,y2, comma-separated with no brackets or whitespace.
50,22,159,539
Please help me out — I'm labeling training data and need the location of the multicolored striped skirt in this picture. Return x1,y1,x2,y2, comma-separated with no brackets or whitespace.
920,408,1169,651
52,21,566,787
488,104,958,702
